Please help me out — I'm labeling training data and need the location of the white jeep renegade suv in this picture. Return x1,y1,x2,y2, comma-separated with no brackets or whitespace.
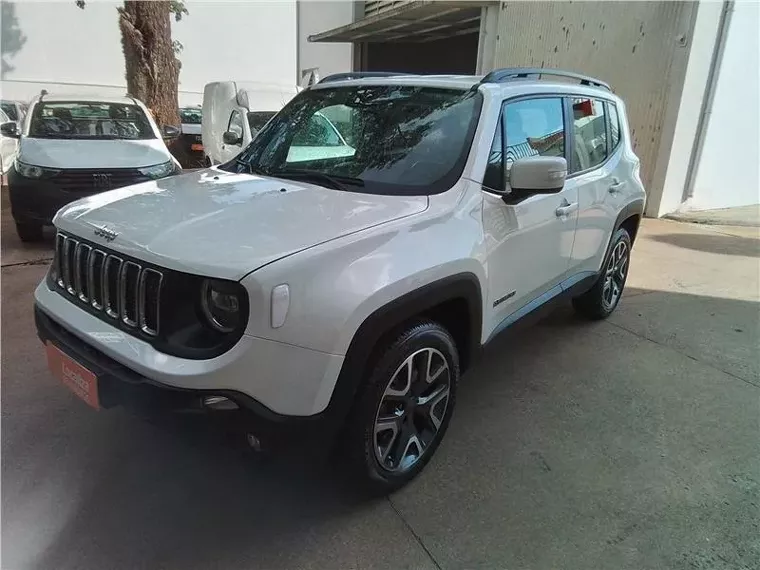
35,69,646,492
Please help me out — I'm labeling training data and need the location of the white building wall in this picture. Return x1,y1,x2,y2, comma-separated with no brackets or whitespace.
687,1,759,211
652,0,724,217
297,0,353,83
0,0,297,106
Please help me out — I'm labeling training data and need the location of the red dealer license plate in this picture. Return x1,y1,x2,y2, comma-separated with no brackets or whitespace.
46,342,100,410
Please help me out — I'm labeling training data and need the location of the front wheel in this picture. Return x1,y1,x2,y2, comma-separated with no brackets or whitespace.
343,320,459,494
573,227,632,319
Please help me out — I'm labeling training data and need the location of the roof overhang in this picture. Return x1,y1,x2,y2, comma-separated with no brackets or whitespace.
308,1,489,44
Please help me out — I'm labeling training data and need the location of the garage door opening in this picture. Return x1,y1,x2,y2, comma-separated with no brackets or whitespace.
364,32,479,75
309,2,487,76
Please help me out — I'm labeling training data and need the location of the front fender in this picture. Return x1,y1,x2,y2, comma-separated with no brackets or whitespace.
240,186,487,357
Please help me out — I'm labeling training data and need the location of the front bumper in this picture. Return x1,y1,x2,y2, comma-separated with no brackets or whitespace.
35,279,344,416
35,305,340,449
7,166,89,224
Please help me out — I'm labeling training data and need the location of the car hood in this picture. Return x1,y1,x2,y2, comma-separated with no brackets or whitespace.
19,137,171,169
54,168,428,280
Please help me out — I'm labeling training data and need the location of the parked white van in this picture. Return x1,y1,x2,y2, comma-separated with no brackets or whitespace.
3,93,181,241
201,81,301,164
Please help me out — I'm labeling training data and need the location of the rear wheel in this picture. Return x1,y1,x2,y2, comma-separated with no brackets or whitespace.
343,320,459,494
15,221,44,242
573,227,631,319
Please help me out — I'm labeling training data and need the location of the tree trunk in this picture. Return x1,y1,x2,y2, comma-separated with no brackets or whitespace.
118,1,180,128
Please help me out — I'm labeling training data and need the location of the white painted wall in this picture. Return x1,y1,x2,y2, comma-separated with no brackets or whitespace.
650,0,723,217
297,0,353,84
687,1,760,211
1,0,297,106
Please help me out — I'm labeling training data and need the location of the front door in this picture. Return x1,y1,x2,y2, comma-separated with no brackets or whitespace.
481,96,578,338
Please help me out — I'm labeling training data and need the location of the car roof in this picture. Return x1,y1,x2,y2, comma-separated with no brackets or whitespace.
310,74,619,103
311,75,481,91
36,94,140,105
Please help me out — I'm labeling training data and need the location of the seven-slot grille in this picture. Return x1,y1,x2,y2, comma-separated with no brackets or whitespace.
51,233,163,336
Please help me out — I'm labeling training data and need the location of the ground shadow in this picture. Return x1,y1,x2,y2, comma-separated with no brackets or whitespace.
2,283,758,569
649,232,760,257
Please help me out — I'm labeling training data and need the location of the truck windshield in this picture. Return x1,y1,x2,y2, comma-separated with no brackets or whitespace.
180,107,202,124
28,101,156,140
1,101,18,121
224,85,482,195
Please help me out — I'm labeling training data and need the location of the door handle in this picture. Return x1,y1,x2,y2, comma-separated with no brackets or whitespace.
555,202,578,217
609,179,626,194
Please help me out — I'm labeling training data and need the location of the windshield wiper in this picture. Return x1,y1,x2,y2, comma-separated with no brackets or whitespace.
270,168,364,192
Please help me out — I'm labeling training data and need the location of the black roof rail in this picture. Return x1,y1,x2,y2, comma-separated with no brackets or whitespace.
480,67,611,91
318,71,412,84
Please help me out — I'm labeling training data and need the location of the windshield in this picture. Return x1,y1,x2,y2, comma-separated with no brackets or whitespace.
179,107,202,124
1,102,18,121
247,111,277,137
224,85,482,195
28,101,155,140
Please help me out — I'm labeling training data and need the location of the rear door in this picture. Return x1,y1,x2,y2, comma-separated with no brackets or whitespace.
565,96,626,275
481,96,579,337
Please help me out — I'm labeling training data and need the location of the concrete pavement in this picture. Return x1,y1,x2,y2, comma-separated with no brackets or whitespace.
2,218,758,569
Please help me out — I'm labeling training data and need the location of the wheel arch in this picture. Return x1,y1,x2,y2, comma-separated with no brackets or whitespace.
323,273,483,430
614,198,645,244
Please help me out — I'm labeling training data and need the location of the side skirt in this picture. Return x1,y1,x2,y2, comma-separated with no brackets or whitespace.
485,271,598,344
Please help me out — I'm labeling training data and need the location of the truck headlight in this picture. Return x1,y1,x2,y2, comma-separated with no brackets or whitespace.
138,160,178,179
200,279,244,333
15,159,60,179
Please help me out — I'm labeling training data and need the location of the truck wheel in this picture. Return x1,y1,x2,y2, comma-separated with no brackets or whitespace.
573,227,632,319
343,320,459,494
15,221,44,243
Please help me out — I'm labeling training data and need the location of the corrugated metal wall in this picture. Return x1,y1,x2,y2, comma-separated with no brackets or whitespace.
364,1,411,17
494,1,696,191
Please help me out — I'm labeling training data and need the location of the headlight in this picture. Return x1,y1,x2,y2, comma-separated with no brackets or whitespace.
138,160,177,179
15,159,60,179
200,279,243,333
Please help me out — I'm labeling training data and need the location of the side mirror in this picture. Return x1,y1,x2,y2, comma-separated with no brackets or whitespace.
1,121,20,139
162,124,180,139
506,156,567,198
222,130,242,146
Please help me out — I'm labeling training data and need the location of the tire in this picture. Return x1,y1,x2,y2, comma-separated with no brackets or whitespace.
343,320,459,494
573,227,632,320
15,221,44,242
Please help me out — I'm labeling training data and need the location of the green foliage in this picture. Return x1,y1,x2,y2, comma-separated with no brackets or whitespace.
75,1,188,21
169,0,188,22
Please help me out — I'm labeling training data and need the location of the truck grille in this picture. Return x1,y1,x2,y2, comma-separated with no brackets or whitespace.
52,168,150,193
51,233,163,336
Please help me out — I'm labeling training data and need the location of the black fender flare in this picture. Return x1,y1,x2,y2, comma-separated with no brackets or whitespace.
614,198,645,243
321,272,483,433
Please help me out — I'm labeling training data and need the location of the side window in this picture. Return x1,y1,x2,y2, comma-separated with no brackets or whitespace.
571,97,607,172
482,121,503,191
607,102,621,151
504,98,565,171
227,110,244,142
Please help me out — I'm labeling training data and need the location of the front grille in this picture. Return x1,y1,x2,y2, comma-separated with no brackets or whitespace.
52,233,163,336
51,168,150,193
